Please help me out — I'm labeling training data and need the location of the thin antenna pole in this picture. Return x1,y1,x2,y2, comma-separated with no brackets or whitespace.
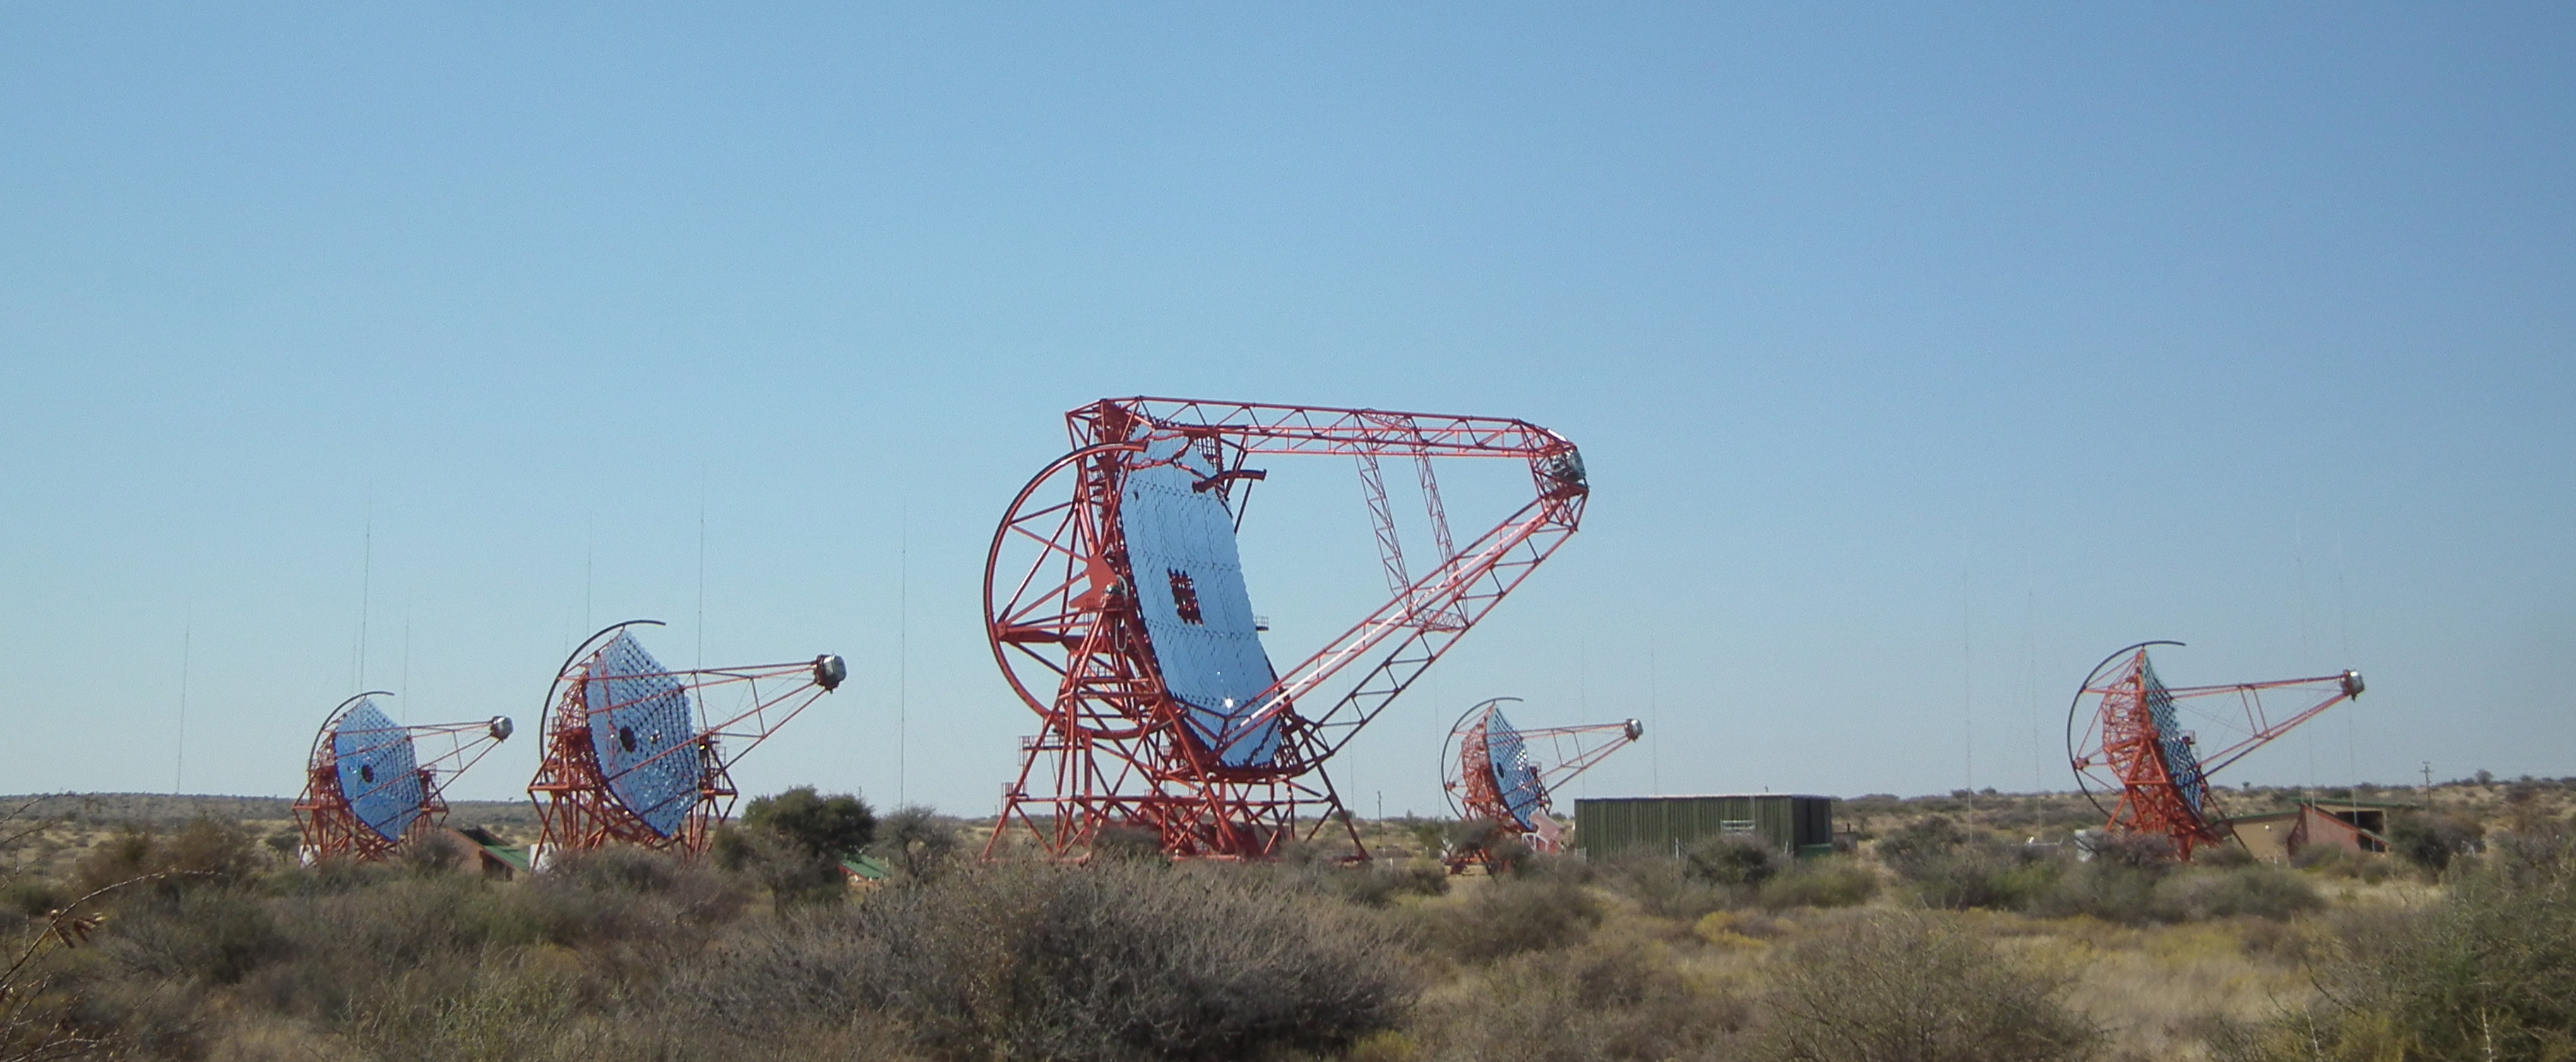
2026,577,2039,792
2339,532,2356,787
696,476,708,674
400,605,412,725
174,612,191,795
1647,638,1659,795
583,517,594,636
899,499,909,807
357,492,373,689
1961,567,1974,792
2295,515,2311,664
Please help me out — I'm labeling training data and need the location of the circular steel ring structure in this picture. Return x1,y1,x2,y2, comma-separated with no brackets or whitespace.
2065,640,2188,825
986,442,1157,744
1438,697,1527,821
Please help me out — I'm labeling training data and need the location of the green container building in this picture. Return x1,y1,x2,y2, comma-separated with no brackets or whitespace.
1573,794,1835,859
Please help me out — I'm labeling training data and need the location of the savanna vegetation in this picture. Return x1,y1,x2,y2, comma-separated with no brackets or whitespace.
3,777,2571,1062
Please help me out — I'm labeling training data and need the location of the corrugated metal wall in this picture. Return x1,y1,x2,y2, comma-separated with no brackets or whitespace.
1572,795,1835,857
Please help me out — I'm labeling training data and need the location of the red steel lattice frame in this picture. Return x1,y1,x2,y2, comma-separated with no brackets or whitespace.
984,398,1589,861
529,620,846,859
292,691,513,862
1443,696,1642,868
2067,641,2364,860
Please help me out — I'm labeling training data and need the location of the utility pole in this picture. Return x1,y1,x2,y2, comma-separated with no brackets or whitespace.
2421,760,2434,810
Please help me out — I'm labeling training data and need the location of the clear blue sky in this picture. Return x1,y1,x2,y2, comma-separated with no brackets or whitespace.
5,5,2570,816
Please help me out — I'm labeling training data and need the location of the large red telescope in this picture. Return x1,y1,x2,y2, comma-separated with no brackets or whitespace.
984,398,1588,860
2068,641,2363,860
528,620,845,860
1443,697,1641,869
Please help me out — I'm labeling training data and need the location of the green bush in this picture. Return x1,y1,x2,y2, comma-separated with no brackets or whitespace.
1441,819,1535,875
1301,861,1450,907
2,876,65,918
2023,858,2316,924
1756,857,1880,910
348,957,585,1062
2215,835,2576,1061
1418,876,1602,962
2027,858,2159,922
2387,811,2483,874
1910,849,2061,911
73,818,263,897
2150,864,2324,922
94,888,289,986
741,787,876,859
869,804,963,881
1877,816,2064,912
1599,854,1736,920
1683,836,1779,888
1090,824,1171,862
1414,931,1749,1061
834,861,1414,1061
719,787,876,909
1752,910,2104,1062
2198,842,2258,868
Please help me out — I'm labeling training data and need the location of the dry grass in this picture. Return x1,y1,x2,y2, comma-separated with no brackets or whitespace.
16,788,2576,1062
1968,914,2314,1061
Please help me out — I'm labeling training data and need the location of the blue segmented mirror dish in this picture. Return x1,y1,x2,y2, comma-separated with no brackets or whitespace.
2140,653,2209,817
332,698,427,842
1120,435,1283,768
585,631,703,837
1484,707,1548,829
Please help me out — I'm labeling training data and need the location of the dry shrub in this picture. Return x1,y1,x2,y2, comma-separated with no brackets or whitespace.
2027,859,2160,921
1281,861,1450,907
871,805,964,881
73,818,263,896
1685,837,1780,888
1695,909,1791,950
91,888,289,986
1597,855,1736,920
2216,834,2576,1061
56,848,1405,1062
1442,820,1534,875
2197,843,2258,869
1755,857,1878,910
523,847,749,943
1879,816,2060,911
234,873,550,1020
348,955,589,1062
1412,931,1749,1062
1751,909,2104,1062
2148,865,2322,923
813,860,1414,1062
2030,862,2319,925
2387,811,2484,875
1417,877,1602,963
2288,842,2353,876
58,846,750,1058
2,878,64,919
